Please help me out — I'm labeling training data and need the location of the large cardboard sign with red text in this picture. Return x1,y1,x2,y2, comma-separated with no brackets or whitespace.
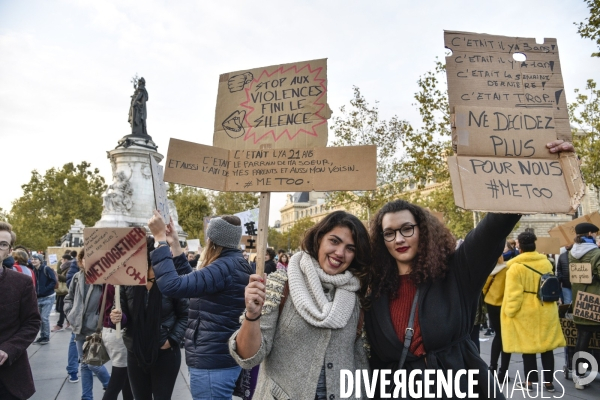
445,31,584,213
83,228,147,285
214,59,330,150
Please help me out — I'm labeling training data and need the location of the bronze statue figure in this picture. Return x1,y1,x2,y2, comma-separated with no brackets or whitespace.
128,77,149,136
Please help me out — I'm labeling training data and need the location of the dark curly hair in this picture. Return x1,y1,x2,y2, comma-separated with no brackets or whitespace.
301,211,371,304
364,200,456,308
517,231,536,252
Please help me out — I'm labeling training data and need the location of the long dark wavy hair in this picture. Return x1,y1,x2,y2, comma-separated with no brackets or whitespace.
363,200,456,308
301,210,372,304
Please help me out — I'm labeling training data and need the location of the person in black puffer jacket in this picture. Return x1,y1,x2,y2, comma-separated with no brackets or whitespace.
109,236,189,400
148,211,252,400
556,244,573,304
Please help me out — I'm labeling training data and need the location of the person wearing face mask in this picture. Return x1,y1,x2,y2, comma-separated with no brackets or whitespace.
0,222,40,400
31,253,57,345
568,222,600,390
230,211,371,399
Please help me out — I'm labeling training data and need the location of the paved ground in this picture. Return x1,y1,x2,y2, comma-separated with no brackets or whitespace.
26,312,600,399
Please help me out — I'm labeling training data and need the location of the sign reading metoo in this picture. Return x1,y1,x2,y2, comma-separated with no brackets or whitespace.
83,227,147,285
213,59,330,150
444,31,584,213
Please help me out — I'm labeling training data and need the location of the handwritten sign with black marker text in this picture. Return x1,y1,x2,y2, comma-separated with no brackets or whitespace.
164,138,376,192
83,227,147,285
574,291,600,323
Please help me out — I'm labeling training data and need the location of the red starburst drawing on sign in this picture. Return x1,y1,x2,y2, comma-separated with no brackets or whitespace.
240,63,327,144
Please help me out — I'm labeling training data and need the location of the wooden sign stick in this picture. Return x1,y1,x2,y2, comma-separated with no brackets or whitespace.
254,192,271,276
115,285,122,338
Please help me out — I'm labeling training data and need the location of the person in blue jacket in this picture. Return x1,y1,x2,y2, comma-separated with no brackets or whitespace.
31,253,57,345
148,211,253,400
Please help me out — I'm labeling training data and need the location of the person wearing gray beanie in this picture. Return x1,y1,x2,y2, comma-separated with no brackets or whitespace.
207,217,243,249
147,210,253,399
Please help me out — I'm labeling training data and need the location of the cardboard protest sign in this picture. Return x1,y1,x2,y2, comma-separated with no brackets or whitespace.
447,152,583,213
453,106,559,158
445,31,584,214
235,208,260,236
548,212,600,247
164,138,377,192
570,263,593,284
535,237,561,254
574,291,600,323
187,239,200,253
214,59,331,150
83,227,147,285
560,318,600,349
241,235,257,251
444,31,570,143
149,155,170,223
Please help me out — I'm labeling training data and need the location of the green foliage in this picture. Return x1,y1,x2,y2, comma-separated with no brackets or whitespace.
210,192,259,215
576,0,600,57
285,217,316,251
268,227,287,252
0,207,8,222
9,162,106,250
569,79,600,202
168,184,212,242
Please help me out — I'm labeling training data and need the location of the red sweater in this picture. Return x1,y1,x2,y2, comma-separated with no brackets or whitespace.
389,275,425,356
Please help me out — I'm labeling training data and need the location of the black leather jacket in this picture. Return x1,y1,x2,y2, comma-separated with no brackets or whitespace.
119,284,189,351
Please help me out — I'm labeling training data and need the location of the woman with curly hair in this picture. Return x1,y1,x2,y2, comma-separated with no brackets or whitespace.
363,196,534,398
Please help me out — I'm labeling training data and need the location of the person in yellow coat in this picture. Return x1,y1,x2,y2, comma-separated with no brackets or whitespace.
483,255,512,382
501,231,565,392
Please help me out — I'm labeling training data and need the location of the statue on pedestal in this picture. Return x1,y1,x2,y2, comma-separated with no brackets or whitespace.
128,77,149,137
102,166,134,214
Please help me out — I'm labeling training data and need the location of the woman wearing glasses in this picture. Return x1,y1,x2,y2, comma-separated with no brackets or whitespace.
361,136,575,399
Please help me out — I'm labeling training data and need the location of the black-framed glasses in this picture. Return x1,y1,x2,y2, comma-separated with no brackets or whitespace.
0,241,10,251
382,224,418,242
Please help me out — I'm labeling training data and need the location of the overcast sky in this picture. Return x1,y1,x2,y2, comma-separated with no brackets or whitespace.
1,0,598,226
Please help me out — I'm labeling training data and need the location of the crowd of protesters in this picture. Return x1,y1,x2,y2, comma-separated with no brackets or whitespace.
2,141,600,399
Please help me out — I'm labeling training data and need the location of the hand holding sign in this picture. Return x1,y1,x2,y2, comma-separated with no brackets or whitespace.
547,139,574,154
148,210,168,242
244,274,266,319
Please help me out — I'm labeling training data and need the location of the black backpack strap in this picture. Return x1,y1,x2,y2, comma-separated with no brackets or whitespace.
522,264,542,276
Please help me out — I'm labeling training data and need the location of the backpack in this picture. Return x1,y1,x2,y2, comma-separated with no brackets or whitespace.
522,264,561,304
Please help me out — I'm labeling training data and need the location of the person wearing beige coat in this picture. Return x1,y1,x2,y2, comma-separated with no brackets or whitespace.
501,231,565,391
230,211,370,400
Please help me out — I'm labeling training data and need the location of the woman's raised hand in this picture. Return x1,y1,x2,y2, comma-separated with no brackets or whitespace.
245,274,266,320
148,210,167,241
110,309,122,324
547,140,575,154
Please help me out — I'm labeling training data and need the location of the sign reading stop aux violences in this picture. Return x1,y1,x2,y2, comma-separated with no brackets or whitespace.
83,227,148,285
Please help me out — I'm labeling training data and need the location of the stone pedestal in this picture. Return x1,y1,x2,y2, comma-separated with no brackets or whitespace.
94,135,187,241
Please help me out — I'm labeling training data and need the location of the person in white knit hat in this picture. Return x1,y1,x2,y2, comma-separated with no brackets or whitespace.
230,210,371,399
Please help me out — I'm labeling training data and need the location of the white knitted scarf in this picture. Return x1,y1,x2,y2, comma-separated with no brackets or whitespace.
287,251,360,329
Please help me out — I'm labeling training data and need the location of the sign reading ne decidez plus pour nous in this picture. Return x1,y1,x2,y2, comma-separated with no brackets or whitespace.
83,227,147,285
444,30,584,214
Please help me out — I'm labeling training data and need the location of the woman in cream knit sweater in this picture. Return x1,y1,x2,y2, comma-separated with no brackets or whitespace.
230,211,371,399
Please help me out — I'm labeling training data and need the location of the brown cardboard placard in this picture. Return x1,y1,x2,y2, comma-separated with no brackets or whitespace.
573,291,600,323
213,59,330,150
445,31,571,144
570,263,593,284
560,318,600,349
164,138,377,192
453,106,560,158
447,152,584,213
535,237,561,254
241,235,257,251
548,212,600,247
83,227,147,285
